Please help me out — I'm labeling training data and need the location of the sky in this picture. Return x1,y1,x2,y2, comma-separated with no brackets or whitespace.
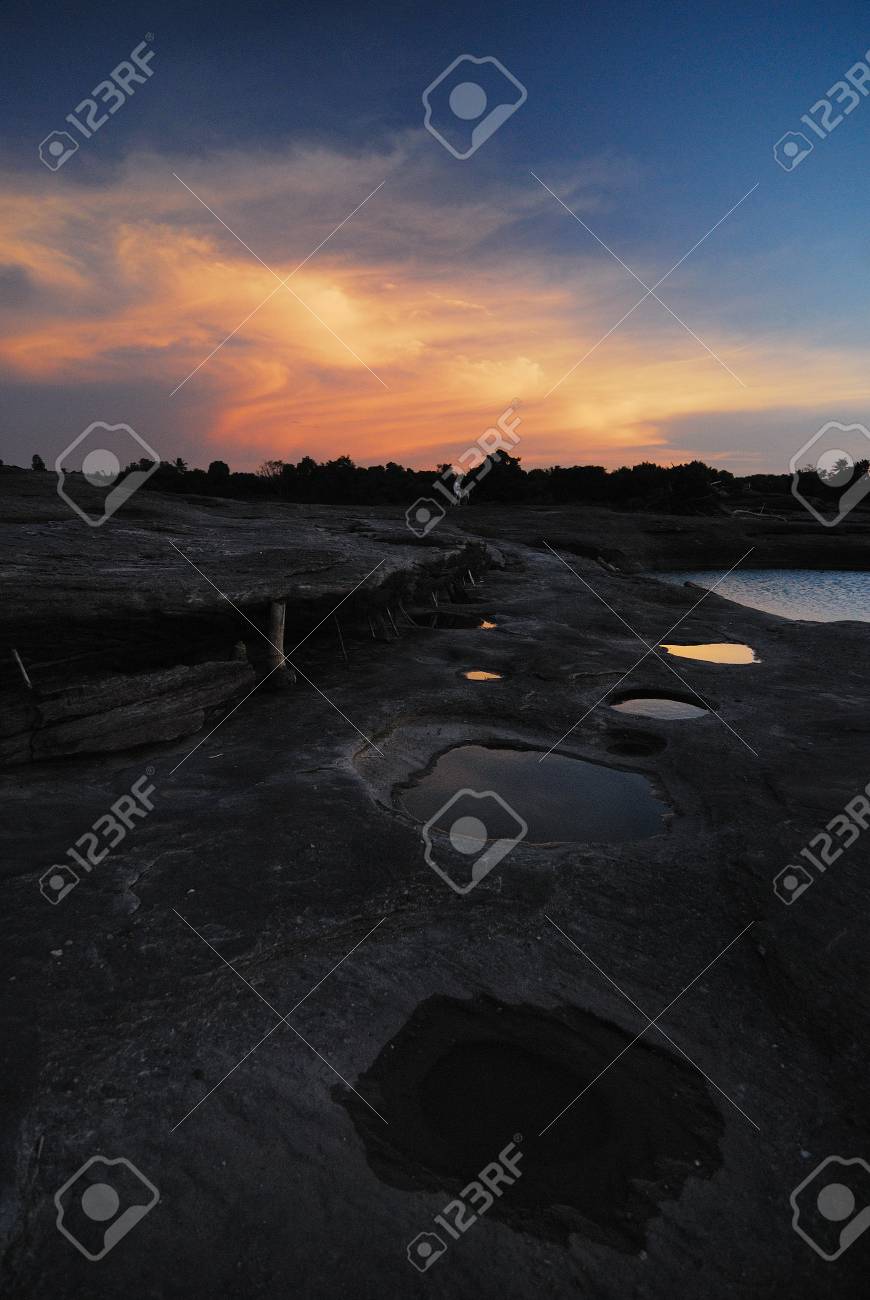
2,0,869,474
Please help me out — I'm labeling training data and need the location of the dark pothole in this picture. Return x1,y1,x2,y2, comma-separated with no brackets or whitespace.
341,994,723,1252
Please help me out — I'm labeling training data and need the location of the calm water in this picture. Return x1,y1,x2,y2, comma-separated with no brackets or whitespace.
401,744,666,844
660,569,870,622
661,642,759,664
611,696,708,720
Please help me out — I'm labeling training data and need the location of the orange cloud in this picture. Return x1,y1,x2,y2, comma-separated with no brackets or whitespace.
2,141,870,472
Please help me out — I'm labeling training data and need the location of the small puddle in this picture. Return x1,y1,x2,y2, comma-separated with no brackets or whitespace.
400,743,666,843
480,620,497,629
661,642,758,664
611,695,707,721
463,670,503,681
341,994,723,1251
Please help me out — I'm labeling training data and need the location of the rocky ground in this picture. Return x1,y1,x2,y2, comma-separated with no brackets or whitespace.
2,481,869,1298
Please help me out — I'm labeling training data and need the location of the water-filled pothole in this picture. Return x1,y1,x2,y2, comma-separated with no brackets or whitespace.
611,694,708,721
341,994,723,1251
661,642,759,664
399,744,667,843
462,670,503,681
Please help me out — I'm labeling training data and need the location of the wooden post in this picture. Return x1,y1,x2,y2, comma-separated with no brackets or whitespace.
262,599,295,685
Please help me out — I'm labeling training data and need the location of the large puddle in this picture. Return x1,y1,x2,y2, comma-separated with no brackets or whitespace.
659,569,870,622
661,642,758,664
611,694,708,720
342,995,723,1251
400,744,666,843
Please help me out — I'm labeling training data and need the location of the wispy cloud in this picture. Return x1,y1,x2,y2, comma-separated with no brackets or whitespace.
2,138,869,472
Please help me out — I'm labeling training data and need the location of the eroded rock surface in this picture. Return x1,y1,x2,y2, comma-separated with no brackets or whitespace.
1,485,868,1299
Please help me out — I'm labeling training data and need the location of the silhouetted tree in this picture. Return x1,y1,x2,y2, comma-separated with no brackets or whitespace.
207,460,230,482
31,454,46,471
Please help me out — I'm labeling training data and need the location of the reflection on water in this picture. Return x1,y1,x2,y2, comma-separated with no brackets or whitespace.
661,642,759,664
480,620,497,629
401,743,666,843
611,696,708,720
659,569,870,622
463,670,503,680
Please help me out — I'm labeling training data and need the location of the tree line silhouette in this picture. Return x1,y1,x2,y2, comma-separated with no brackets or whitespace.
24,449,870,515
